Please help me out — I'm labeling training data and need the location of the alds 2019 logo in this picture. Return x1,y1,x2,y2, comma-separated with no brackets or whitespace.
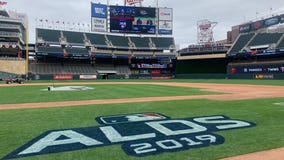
2,113,255,159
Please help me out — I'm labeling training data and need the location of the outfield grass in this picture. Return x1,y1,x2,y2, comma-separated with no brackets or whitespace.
0,97,283,160
0,84,217,104
0,80,284,160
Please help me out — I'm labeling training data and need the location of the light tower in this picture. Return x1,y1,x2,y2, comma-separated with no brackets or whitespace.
197,19,217,44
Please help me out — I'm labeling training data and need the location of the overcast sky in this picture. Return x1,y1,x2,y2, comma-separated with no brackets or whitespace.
5,0,284,48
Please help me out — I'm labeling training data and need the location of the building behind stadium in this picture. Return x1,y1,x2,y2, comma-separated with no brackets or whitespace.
0,8,28,80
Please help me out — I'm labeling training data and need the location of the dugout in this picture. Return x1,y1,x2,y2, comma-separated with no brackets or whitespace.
96,70,117,80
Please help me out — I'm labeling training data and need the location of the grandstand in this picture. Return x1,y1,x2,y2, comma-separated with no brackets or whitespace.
227,27,284,79
30,28,176,80
228,31,284,56
0,9,27,79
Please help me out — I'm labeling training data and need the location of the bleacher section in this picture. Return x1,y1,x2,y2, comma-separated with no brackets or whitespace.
36,28,175,51
107,35,129,48
62,31,85,45
151,37,174,49
37,29,61,43
115,65,131,75
29,63,129,75
228,32,284,58
229,33,255,53
278,38,284,49
29,63,95,75
85,33,107,47
248,33,282,47
130,37,150,49
33,28,176,80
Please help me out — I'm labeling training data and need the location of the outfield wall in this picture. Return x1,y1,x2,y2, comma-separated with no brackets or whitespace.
228,62,284,79
176,58,228,74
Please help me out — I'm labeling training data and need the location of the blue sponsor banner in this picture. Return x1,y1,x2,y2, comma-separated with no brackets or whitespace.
264,16,279,27
91,3,107,18
159,29,172,34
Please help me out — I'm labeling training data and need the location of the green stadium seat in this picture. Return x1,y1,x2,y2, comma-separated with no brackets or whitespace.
230,33,254,53
151,37,175,49
248,33,282,46
37,28,61,42
130,37,150,49
62,31,85,44
107,35,130,48
85,33,107,47
277,36,284,49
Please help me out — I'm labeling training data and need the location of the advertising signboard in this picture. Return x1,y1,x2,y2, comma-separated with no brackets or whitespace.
91,3,107,32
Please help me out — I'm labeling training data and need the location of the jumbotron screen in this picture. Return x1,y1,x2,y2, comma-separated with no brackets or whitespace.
110,6,156,34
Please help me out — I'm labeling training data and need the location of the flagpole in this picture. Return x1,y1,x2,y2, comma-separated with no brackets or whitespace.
25,17,29,80
156,0,159,8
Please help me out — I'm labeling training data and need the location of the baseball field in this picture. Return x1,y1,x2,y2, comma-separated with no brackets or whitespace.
0,79,284,160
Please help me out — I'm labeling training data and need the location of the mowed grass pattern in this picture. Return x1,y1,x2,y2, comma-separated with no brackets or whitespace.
0,97,283,160
0,80,284,160
0,84,216,104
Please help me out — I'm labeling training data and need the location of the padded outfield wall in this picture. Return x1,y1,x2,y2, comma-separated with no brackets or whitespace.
228,62,284,79
175,58,228,79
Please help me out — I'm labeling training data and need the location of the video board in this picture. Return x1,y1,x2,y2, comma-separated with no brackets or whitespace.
110,6,156,34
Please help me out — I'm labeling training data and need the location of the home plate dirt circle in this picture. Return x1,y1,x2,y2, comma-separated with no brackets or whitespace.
1,82,284,160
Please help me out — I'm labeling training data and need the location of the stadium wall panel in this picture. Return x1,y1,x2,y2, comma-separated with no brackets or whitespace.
175,74,227,79
176,58,228,74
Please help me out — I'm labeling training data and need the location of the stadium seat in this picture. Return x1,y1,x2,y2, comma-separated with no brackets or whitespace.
248,33,282,46
37,29,61,43
106,35,130,48
151,37,175,49
130,37,151,49
62,31,85,45
229,33,255,53
85,33,108,47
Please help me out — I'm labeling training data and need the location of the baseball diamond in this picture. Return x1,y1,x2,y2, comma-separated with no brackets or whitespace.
1,0,284,160
0,80,284,160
